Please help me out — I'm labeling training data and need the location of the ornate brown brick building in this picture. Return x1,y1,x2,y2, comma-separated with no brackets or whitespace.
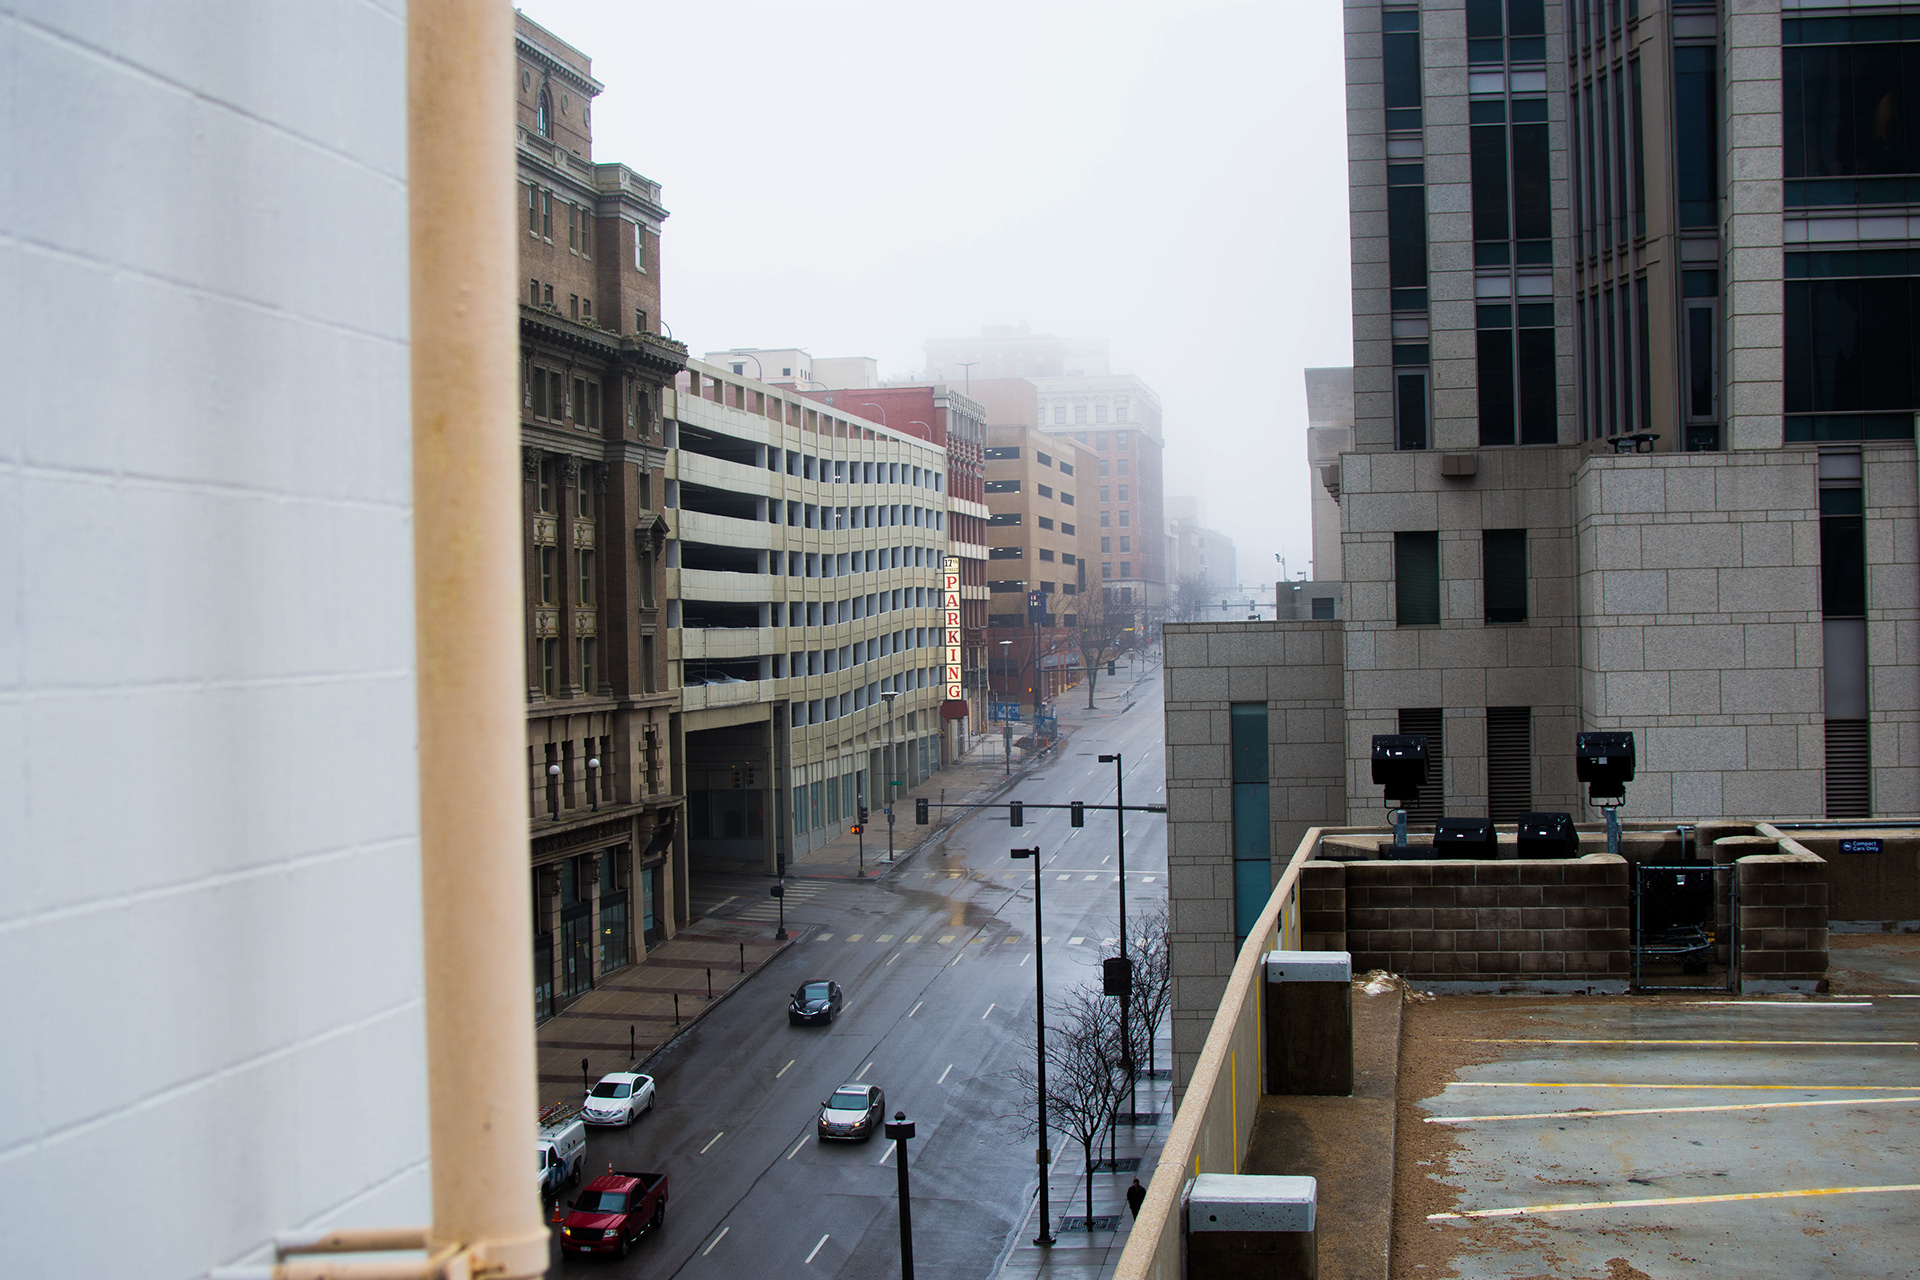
516,15,687,1020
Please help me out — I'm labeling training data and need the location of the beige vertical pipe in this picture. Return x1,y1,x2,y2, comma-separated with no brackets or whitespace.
409,3,548,1276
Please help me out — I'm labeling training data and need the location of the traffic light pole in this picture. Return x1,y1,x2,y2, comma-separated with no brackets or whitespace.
1010,845,1055,1248
1099,752,1135,1121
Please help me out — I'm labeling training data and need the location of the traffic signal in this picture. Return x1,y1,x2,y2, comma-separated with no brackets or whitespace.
1009,801,1024,827
1107,661,1115,676
858,805,869,824
730,763,742,788
1070,800,1085,828
1102,955,1134,997
915,797,929,825
850,824,863,835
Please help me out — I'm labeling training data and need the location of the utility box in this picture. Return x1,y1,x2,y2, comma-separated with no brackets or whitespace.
1263,951,1353,1097
1185,1173,1318,1280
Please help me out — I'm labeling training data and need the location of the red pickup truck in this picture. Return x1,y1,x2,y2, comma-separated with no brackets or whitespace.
560,1169,669,1259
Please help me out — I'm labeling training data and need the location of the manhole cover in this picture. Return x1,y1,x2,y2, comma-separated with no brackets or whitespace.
1059,1215,1120,1232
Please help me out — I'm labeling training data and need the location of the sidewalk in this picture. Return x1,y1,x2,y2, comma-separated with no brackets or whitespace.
996,1022,1177,1280
533,915,794,1109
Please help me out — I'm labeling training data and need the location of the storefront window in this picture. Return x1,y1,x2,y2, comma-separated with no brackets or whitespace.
599,893,628,972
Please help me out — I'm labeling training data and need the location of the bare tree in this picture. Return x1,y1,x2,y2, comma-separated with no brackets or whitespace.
1074,587,1133,709
1169,572,1212,623
1127,903,1173,1083
1003,984,1131,1226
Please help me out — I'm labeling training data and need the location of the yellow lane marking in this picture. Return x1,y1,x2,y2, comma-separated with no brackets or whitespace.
1429,1183,1920,1221
1427,1094,1920,1124
1454,1081,1920,1091
1466,1038,1917,1047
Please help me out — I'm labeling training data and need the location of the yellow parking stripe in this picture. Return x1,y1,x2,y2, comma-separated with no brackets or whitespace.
1427,1094,1920,1124
1430,1183,1920,1221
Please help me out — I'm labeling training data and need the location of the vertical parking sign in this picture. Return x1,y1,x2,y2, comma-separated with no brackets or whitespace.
943,555,964,702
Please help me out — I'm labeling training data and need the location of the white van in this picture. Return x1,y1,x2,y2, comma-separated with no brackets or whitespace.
538,1113,586,1199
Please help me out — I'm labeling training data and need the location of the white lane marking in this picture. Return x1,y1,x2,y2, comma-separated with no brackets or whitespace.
703,1227,729,1255
1057,874,1070,881
1695,1001,1872,1008
846,934,863,942
1101,855,1110,865
787,1136,807,1159
1429,1182,1920,1221
805,1234,830,1265
908,934,924,943
776,1059,793,1079
816,933,834,941
699,1131,724,1154
938,1063,953,1084
909,1001,922,1017
1143,876,1156,883
887,952,900,965
1021,952,1032,966
856,1061,872,1080
1084,875,1100,881
878,1143,895,1164
878,934,894,942
938,934,956,943
1042,936,1051,943
1070,936,1086,945
1427,1095,1920,1124
982,1003,997,1019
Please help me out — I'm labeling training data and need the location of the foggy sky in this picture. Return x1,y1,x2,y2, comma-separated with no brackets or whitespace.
521,0,1352,589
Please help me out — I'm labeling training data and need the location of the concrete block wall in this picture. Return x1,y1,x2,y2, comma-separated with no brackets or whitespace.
1863,445,1920,815
1574,451,1829,818
1335,855,1629,984
0,5,426,1277
1164,622,1345,1094
1736,851,1829,993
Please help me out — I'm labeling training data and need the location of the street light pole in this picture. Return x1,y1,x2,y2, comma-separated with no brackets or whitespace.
884,1110,917,1279
882,689,899,861
1098,752,1135,1120
997,640,1013,774
586,756,599,812
1010,845,1055,1247
547,762,561,821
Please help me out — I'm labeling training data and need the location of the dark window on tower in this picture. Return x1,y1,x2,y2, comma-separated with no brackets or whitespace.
1470,101,1511,243
1476,304,1557,445
1784,33,1920,185
1820,487,1866,617
1674,46,1720,227
1395,532,1441,626
1395,369,1430,450
1482,529,1528,623
1388,186,1429,293
1629,59,1647,236
1383,13,1424,131
1513,99,1552,241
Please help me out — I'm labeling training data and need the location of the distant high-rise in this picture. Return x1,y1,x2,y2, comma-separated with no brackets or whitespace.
927,327,1169,613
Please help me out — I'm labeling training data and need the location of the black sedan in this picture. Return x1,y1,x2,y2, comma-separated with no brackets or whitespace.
789,979,843,1026
818,1084,885,1141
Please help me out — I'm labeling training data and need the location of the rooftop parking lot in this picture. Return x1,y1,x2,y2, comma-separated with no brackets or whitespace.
1393,945,1920,1279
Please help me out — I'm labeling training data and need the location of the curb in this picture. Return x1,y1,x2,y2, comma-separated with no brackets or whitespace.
628,927,803,1075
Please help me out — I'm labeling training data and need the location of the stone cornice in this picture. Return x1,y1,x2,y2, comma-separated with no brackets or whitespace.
516,34,602,98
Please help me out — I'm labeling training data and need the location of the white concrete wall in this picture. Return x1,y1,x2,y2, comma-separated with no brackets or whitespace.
0,5,426,1277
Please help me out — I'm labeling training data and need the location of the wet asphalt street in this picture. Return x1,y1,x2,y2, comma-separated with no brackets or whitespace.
557,670,1168,1280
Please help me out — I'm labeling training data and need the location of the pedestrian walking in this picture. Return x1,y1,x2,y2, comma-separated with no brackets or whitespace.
1125,1177,1146,1220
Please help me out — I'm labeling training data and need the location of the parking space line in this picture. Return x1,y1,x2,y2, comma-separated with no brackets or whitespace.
1466,1038,1918,1047
1428,1094,1920,1124
699,1131,724,1154
1455,1081,1920,1092
805,1234,830,1265
703,1227,729,1255
1429,1182,1920,1221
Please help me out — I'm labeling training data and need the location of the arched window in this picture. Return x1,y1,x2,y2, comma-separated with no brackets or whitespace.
536,87,551,137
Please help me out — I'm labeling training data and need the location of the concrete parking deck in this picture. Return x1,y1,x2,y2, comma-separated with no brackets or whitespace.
1393,987,1920,1279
